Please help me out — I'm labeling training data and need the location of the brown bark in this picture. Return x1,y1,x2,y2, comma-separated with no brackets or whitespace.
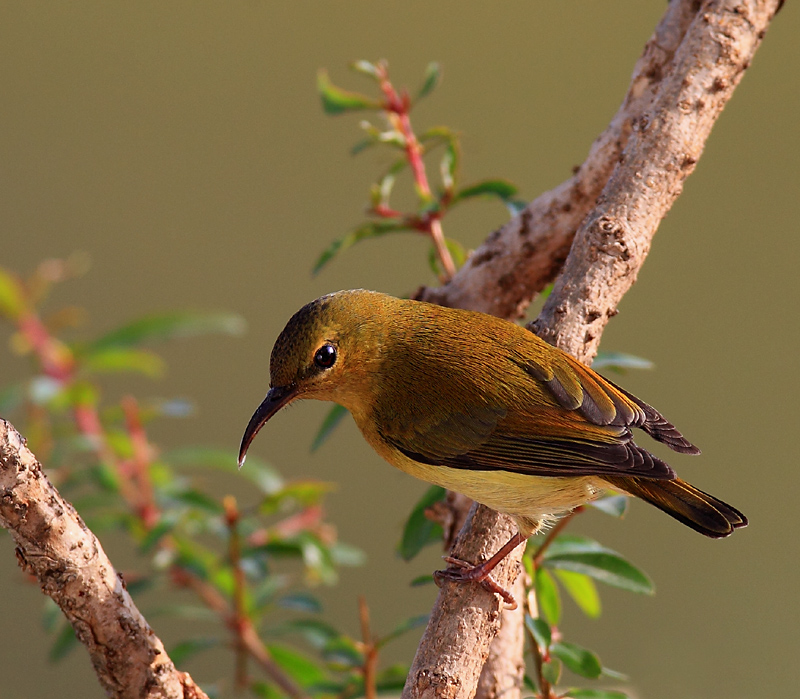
407,2,782,699
0,418,207,699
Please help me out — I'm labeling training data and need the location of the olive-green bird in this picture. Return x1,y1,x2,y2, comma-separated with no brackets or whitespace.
238,290,746,601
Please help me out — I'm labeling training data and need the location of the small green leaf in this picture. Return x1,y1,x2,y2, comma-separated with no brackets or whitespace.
329,541,366,567
590,494,629,518
86,312,245,352
398,485,446,561
167,488,224,514
564,689,629,699
524,614,552,649
542,658,562,686
170,637,220,666
535,567,561,625
593,351,654,374
311,404,349,452
165,446,283,494
439,139,460,193
273,619,339,650
140,516,178,553
0,268,24,318
454,179,518,203
82,347,165,377
377,664,410,692
277,591,322,613
48,623,79,662
322,636,364,669
259,480,336,515
267,644,327,685
312,220,410,275
317,69,381,115
376,614,429,649
416,62,441,100
555,569,601,618
542,535,654,595
551,641,602,679
410,574,435,587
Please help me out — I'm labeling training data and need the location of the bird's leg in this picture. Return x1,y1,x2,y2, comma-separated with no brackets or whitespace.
434,531,527,609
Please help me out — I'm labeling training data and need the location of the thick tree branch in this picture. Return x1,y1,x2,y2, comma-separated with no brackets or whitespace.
406,2,781,699
0,418,207,699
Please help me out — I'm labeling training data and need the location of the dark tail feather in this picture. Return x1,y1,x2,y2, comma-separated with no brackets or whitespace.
604,476,747,538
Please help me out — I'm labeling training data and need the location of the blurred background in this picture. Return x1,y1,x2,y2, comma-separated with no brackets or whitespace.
0,2,797,697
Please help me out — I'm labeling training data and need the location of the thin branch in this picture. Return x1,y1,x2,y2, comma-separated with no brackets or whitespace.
404,2,782,699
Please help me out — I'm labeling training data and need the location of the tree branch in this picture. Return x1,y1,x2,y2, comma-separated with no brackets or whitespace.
406,2,782,698
0,418,207,699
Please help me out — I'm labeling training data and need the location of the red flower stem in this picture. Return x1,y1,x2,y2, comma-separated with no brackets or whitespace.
376,65,456,280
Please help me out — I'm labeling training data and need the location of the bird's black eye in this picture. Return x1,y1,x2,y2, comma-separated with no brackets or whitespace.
314,344,337,369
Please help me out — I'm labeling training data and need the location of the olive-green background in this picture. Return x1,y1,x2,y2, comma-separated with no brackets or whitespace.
1,2,797,698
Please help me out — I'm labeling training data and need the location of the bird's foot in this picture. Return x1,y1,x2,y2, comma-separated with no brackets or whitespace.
434,556,517,609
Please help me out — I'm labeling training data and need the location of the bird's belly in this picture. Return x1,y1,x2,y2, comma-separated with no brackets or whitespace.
392,452,604,524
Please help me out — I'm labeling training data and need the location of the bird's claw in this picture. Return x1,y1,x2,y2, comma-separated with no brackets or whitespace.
434,556,517,609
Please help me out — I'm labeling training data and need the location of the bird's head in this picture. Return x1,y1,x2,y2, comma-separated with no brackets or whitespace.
238,289,389,466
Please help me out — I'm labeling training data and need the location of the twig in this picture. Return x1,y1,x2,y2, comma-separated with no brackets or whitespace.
358,596,378,699
376,62,457,281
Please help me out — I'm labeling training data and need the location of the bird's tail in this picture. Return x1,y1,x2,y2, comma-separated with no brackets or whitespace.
603,476,747,538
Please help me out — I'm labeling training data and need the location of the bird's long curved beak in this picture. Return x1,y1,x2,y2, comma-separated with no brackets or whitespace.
238,385,297,467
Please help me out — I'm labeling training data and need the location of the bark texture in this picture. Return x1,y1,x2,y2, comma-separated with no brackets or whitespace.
407,2,782,699
0,419,207,699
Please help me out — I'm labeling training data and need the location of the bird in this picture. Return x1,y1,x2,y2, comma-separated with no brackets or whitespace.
238,289,746,605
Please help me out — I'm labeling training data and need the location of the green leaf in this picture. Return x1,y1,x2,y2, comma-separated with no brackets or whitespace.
48,623,79,662
329,541,366,567
312,220,410,275
542,658,562,686
82,347,165,377
551,641,603,679
0,267,24,318
166,488,224,514
86,312,245,352
376,613,429,649
416,61,441,100
593,351,654,374
410,574,435,587
564,689,629,699
267,643,327,685
535,567,561,625
259,480,336,515
555,569,601,618
139,516,178,553
377,664,410,692
317,69,381,115
542,535,654,595
170,637,220,666
272,618,339,650
524,614,552,649
311,404,349,452
590,494,629,518
398,486,446,561
165,446,283,494
322,636,364,669
454,179,518,203
277,591,323,613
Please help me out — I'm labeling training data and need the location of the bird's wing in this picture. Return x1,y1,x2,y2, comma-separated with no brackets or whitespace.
378,350,688,479
384,411,676,480
516,354,699,454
